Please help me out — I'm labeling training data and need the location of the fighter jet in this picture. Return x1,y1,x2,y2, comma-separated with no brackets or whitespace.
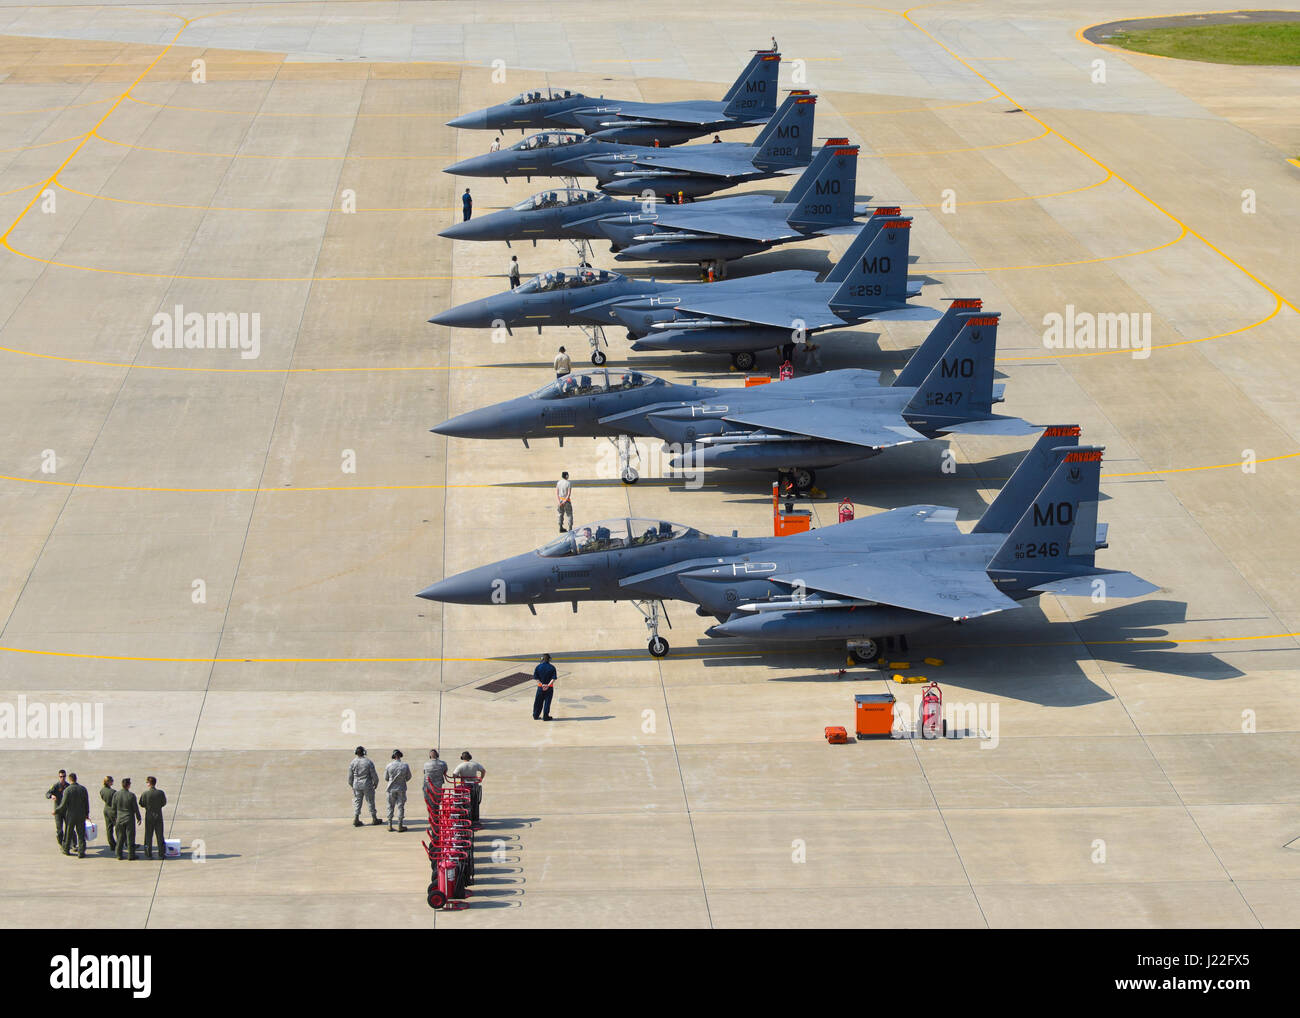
440,140,871,274
446,51,782,146
432,301,1033,493
429,211,937,370
416,427,1157,660
443,92,818,199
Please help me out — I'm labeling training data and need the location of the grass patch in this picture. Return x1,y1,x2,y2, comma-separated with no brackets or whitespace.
1105,22,1300,65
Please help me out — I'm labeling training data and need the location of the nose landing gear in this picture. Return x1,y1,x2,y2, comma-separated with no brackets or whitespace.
633,598,672,657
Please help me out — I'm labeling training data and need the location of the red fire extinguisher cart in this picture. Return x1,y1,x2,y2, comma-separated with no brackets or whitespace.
920,681,946,739
838,499,855,524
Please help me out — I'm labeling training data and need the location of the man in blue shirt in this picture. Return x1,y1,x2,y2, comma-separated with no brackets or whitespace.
533,653,556,721
462,188,473,222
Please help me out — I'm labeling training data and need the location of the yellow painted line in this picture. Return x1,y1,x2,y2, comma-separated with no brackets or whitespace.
0,627,1295,664
0,181,44,198
865,126,1050,157
53,180,451,214
1073,9,1264,61
931,224,1186,274
1000,295,1282,361
903,5,1299,315
90,129,445,161
1287,158,1300,169
905,170,1114,209
0,133,87,154
0,96,116,117
123,93,451,119
2,444,1293,495
1,239,483,282
843,95,997,115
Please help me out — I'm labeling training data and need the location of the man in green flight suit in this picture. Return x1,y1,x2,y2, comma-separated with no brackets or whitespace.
44,769,69,846
112,777,142,860
139,776,168,860
99,776,118,855
54,772,90,858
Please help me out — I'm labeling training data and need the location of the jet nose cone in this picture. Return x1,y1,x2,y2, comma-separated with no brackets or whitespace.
439,215,498,241
431,406,501,439
428,297,496,329
444,152,500,177
416,572,485,604
446,111,488,130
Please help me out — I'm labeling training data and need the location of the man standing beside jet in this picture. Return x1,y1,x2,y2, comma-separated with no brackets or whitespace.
44,769,69,846
509,255,521,289
462,188,473,222
533,653,557,721
100,776,117,854
553,345,570,378
556,471,573,532
385,750,411,832
349,745,381,827
54,772,90,858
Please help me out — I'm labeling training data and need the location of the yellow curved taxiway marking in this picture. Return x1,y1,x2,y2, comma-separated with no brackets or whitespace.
907,170,1115,209
0,181,44,198
842,95,998,115
0,95,116,117
0,133,88,153
933,224,1186,274
865,126,1050,157
901,4,1299,316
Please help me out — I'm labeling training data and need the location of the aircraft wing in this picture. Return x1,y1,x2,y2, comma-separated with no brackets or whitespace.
768,552,1022,621
607,148,758,180
722,401,926,449
647,208,798,243
592,101,728,127
673,289,845,330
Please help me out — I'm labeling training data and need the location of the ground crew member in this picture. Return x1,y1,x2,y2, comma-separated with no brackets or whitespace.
348,745,381,827
653,138,660,147
452,752,487,828
489,136,501,152
54,773,90,858
385,750,412,832
509,255,521,289
712,134,721,143
112,778,141,860
423,749,448,792
771,35,778,51
100,777,117,854
532,653,557,720
45,770,69,845
462,188,473,222
139,776,167,860
556,471,573,532
554,345,571,378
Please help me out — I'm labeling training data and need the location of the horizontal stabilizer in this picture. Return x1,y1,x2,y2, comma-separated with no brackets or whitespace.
938,416,1038,437
1029,570,1159,599
864,305,942,322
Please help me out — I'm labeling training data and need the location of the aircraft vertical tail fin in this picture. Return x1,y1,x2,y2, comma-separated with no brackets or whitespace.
823,207,896,283
972,426,1081,534
784,142,858,230
901,312,999,424
827,217,912,311
722,51,782,118
893,300,983,388
751,92,816,170
987,447,1104,578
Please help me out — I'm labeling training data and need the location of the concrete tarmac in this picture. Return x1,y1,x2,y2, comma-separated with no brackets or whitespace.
0,1,1297,929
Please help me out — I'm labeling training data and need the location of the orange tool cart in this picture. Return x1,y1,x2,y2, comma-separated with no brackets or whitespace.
772,482,811,537
854,692,895,738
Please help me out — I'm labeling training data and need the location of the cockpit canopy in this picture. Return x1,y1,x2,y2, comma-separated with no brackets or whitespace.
509,89,584,105
539,518,698,557
510,131,585,151
515,267,621,294
511,188,603,212
530,369,664,400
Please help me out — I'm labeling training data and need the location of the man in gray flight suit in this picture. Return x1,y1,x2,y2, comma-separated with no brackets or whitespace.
54,772,90,858
112,777,141,860
384,750,412,832
348,746,381,827
100,776,117,854
139,776,168,860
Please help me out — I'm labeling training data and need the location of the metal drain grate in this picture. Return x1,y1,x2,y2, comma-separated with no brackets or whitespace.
476,672,534,693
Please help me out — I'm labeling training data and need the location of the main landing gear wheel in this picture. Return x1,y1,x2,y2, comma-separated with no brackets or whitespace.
731,351,756,372
648,636,670,658
591,350,607,366
789,467,816,494
621,467,639,485
848,639,879,665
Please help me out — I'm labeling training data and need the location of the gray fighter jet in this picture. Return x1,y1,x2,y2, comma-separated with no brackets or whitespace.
429,211,936,370
446,51,781,146
432,301,1032,492
440,140,871,273
416,427,1156,659
443,92,818,199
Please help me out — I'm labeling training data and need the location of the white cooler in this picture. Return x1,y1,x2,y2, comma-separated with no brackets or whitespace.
164,838,181,858
84,820,98,842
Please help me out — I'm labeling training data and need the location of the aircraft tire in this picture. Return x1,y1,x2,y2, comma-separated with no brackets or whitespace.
790,467,816,493
591,350,607,366
848,639,879,665
648,636,670,658
732,351,756,372
621,467,639,484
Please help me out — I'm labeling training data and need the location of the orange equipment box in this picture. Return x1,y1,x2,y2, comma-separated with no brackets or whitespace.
772,482,812,537
824,726,849,744
744,376,773,387
854,693,895,738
